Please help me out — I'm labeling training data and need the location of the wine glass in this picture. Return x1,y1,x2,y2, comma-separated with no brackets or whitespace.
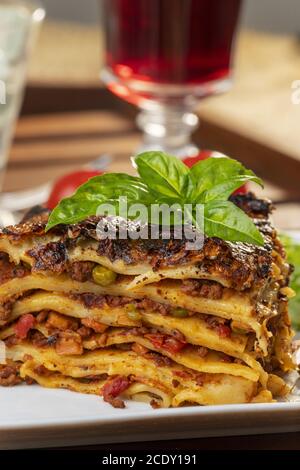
0,0,44,226
99,0,242,157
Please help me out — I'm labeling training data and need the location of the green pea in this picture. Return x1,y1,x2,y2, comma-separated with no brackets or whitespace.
231,326,247,335
171,308,189,318
126,304,142,321
92,265,117,286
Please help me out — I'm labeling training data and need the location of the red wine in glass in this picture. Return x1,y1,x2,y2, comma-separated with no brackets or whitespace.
100,0,242,155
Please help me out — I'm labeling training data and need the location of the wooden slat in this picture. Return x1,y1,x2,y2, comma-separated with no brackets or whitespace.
197,118,300,194
4,112,141,191
3,153,136,192
15,111,135,140
4,111,300,211
197,30,300,188
9,134,139,165
27,23,300,189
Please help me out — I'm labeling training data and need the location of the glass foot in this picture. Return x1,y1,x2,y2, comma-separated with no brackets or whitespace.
136,108,200,158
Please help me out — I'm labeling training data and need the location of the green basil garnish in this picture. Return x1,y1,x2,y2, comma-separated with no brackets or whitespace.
46,173,154,230
280,234,300,330
189,157,263,202
135,151,191,201
204,200,264,246
46,151,264,246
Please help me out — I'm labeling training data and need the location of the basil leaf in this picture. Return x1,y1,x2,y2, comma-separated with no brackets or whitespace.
46,194,102,229
198,174,262,203
46,152,266,249
135,151,191,200
190,157,262,201
280,234,300,330
46,173,153,231
75,173,152,203
204,200,264,246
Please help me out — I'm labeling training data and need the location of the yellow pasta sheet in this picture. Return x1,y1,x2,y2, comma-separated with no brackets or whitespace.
7,342,266,406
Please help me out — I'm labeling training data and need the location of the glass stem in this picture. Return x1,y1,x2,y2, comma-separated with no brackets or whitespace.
136,106,199,157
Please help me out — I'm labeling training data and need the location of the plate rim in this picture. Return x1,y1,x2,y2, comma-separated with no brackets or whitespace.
1,398,300,431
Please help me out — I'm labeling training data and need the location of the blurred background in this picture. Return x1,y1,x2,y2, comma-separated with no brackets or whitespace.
4,0,300,230
39,0,300,32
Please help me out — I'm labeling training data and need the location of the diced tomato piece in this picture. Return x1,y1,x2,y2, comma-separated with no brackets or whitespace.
131,343,149,355
162,337,187,354
102,375,130,399
172,369,191,379
217,324,231,338
144,333,165,349
81,318,108,333
145,333,186,354
14,314,35,339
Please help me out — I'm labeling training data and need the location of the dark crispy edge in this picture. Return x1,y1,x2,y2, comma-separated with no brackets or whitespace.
0,194,280,290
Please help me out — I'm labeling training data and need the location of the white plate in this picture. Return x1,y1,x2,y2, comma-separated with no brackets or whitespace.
0,384,300,449
1,230,300,449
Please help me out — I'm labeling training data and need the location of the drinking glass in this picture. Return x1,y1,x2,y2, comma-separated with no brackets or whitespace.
99,0,242,157
0,0,45,188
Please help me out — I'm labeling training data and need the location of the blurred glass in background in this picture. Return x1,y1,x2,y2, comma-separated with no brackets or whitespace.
99,0,241,157
0,0,44,188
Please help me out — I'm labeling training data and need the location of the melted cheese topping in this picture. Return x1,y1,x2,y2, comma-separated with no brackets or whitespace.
0,238,231,286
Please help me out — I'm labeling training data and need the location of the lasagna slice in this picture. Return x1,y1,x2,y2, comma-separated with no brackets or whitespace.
0,194,295,408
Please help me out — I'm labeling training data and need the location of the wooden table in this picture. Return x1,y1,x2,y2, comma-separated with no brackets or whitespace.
4,110,300,450
6,110,300,230
23,22,300,191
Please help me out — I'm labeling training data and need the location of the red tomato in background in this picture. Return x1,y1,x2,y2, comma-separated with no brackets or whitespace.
183,150,213,168
182,151,247,195
47,170,103,209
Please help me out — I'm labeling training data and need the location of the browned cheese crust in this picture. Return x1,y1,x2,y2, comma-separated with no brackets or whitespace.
0,194,288,292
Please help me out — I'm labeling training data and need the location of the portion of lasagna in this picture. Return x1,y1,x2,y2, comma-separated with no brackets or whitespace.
0,194,295,408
